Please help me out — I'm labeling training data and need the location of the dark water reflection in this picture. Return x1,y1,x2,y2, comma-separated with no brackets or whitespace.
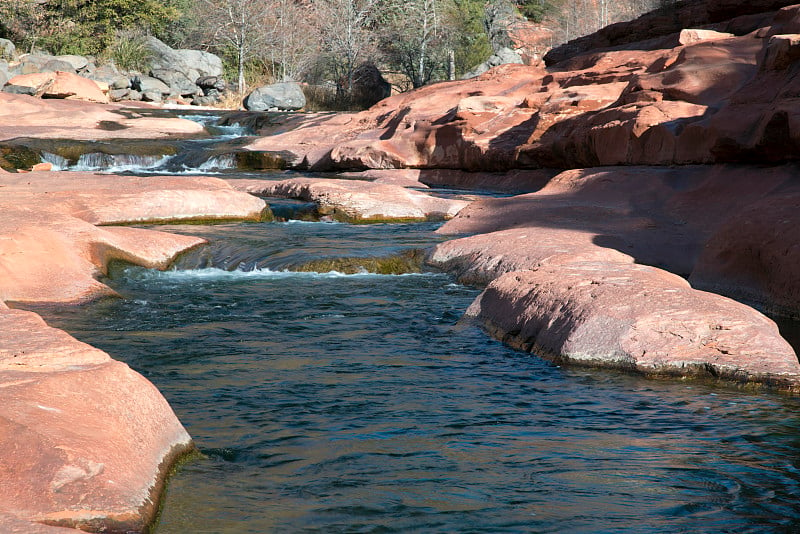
36,221,800,533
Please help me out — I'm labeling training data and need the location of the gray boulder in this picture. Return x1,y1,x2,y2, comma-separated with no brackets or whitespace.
132,75,170,95
462,47,524,79
244,82,306,111
0,60,8,88
3,84,37,96
150,68,199,97
89,63,130,89
146,36,223,82
141,91,162,102
108,88,131,101
55,55,89,71
41,59,77,73
0,39,15,60
196,75,227,94
192,95,217,106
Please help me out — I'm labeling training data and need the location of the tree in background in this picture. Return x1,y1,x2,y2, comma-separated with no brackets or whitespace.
312,0,380,96
0,0,47,52
380,0,452,88
192,0,270,93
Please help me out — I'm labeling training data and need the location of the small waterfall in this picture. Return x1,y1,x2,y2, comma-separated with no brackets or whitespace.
41,152,69,171
71,153,173,173
178,114,251,137
196,154,237,171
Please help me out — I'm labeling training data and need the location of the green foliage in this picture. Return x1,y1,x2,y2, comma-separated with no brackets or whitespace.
519,0,555,22
103,31,153,72
451,0,492,76
28,0,184,56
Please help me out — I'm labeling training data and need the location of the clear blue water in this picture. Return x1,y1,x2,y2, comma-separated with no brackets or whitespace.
35,219,800,533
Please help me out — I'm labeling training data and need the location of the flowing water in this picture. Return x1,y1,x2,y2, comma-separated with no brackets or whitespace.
31,113,800,532
34,220,800,533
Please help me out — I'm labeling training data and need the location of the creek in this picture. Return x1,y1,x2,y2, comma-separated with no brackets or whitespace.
31,113,800,533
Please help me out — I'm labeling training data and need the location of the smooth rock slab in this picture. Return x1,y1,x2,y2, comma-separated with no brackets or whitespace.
0,93,204,141
428,227,634,285
0,306,192,532
467,263,800,388
0,172,268,304
229,178,469,222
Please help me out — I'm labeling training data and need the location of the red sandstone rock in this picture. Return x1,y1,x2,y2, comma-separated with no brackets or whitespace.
0,170,269,531
467,264,800,388
228,177,468,221
237,5,800,175
46,71,109,103
30,162,52,172
0,94,204,141
0,172,267,304
0,306,192,532
7,72,56,96
340,168,554,192
435,164,800,314
7,71,108,103
429,227,634,285
690,186,800,317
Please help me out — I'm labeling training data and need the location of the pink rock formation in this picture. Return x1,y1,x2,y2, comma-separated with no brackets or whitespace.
0,172,267,304
8,71,108,103
434,164,800,291
0,306,190,532
467,264,800,388
340,168,555,193
228,177,468,222
0,94,204,141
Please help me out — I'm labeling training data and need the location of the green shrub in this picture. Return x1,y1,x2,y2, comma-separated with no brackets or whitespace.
104,31,153,72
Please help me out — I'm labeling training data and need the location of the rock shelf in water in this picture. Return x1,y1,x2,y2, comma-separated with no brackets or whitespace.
228,177,469,222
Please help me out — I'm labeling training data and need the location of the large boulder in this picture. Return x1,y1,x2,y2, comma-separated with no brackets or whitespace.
244,81,306,111
54,54,89,71
467,263,800,389
463,46,524,79
88,63,129,89
351,63,391,107
0,39,15,60
145,36,223,82
150,68,200,97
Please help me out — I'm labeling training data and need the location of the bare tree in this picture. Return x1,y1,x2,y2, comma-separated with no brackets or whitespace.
195,0,271,93
265,0,318,81
380,0,462,87
312,0,380,94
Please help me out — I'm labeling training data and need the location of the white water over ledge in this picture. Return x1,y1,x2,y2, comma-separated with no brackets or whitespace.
41,152,237,174
124,266,441,282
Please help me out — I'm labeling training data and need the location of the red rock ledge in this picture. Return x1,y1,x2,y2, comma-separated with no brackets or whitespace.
0,171,267,532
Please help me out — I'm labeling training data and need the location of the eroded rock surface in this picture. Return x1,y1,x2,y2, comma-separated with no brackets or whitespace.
0,306,191,532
